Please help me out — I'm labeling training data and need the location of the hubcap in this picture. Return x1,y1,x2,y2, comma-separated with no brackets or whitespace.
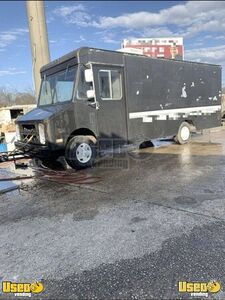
180,126,190,141
76,143,92,163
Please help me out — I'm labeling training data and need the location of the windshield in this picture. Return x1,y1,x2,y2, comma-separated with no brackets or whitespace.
39,66,77,106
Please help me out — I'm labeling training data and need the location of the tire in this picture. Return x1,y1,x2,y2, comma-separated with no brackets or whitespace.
65,135,97,169
174,122,191,145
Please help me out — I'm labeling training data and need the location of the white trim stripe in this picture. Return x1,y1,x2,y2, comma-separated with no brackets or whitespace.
129,105,221,123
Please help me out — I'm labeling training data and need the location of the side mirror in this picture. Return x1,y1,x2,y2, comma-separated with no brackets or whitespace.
85,69,93,83
87,89,95,99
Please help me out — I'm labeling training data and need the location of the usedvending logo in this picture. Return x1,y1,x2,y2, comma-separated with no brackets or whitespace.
178,280,221,297
2,281,44,297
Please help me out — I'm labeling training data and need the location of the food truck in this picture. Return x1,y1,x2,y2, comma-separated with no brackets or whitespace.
15,47,222,169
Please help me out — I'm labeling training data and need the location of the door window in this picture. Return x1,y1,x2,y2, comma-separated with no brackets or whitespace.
98,69,122,100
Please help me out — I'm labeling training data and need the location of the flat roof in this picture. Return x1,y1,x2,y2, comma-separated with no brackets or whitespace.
40,46,221,72
0,104,36,111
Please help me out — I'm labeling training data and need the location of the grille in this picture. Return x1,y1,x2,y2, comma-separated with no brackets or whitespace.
20,124,39,143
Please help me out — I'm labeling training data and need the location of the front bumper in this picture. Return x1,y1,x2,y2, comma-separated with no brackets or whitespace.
14,140,52,158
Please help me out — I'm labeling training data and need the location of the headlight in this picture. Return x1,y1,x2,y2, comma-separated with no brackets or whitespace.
38,123,46,144
15,124,20,140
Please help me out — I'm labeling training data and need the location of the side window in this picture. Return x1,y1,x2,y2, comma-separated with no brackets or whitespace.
77,66,92,100
98,69,122,100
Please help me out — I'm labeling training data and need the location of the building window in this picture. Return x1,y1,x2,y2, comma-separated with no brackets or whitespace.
159,47,164,53
98,69,122,100
10,109,23,120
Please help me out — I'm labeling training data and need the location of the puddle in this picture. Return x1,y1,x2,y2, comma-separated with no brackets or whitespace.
174,196,197,205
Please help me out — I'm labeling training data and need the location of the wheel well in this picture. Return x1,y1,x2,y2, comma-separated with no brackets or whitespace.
67,128,97,144
139,140,154,149
184,120,196,132
184,119,193,125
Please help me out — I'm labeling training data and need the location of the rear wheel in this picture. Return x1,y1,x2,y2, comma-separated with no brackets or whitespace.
174,122,191,144
65,135,97,169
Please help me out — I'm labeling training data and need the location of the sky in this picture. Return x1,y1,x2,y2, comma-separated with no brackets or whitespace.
0,0,225,92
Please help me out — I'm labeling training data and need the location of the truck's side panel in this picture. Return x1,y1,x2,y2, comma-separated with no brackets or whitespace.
76,50,125,141
124,55,221,143
92,64,128,144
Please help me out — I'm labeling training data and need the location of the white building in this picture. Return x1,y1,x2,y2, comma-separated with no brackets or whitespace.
0,104,36,151
0,104,36,125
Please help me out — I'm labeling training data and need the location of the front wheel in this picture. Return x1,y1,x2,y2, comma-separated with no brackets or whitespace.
65,135,97,169
174,122,191,145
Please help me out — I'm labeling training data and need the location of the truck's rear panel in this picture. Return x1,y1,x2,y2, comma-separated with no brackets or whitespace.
124,55,221,143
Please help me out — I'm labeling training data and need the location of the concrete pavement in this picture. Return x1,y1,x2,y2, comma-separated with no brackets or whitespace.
1,129,225,299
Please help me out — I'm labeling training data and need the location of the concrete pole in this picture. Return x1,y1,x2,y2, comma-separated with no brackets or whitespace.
26,0,50,99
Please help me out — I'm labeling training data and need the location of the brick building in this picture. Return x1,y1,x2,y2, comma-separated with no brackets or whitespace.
122,37,184,60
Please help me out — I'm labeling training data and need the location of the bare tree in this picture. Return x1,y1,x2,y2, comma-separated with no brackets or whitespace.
0,87,13,107
15,92,36,105
0,86,36,107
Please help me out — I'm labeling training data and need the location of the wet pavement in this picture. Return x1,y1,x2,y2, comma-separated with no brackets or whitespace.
1,128,225,299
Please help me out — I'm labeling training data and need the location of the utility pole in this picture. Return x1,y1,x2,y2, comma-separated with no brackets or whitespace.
26,0,50,99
